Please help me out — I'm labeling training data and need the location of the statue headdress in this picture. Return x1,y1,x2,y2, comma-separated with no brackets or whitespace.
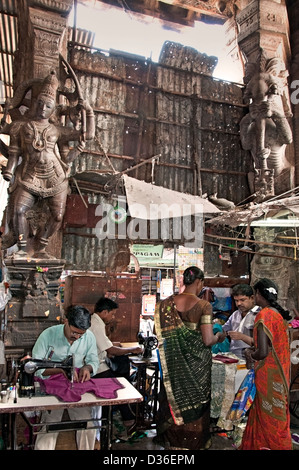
38,71,59,100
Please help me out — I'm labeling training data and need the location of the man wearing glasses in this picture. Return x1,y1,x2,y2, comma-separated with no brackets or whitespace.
32,305,99,450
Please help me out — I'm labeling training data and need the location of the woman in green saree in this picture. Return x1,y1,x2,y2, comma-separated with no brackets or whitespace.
154,266,226,450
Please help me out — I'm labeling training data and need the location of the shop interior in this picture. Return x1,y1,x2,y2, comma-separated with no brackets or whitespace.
0,0,299,451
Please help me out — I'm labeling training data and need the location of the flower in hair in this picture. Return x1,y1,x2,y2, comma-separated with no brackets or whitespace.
266,287,277,295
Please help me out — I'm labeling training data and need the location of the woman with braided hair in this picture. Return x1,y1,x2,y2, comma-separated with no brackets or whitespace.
240,278,292,450
154,266,226,450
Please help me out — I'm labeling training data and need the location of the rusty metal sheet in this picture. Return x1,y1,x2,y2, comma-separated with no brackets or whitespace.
207,196,299,227
63,44,250,269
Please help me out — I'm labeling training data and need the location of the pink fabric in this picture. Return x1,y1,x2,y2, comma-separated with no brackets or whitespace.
291,319,299,328
35,373,124,402
213,354,239,364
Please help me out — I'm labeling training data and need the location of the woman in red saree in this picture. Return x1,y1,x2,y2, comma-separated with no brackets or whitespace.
241,278,292,450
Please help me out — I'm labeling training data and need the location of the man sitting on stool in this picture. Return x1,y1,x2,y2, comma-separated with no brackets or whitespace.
33,305,99,450
90,297,142,440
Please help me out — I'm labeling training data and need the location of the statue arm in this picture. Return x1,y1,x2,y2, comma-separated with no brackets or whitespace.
266,95,292,144
3,147,19,181
240,114,255,150
58,101,95,145
271,113,293,145
69,100,95,141
64,140,86,164
2,123,22,181
84,101,95,141
58,101,94,164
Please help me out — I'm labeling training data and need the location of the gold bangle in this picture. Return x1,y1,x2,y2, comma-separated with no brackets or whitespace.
201,314,212,325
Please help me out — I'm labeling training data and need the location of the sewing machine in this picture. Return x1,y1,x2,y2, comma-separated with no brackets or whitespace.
18,355,74,397
137,332,158,359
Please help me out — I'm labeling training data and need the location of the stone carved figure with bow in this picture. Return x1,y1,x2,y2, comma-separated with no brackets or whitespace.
0,56,95,259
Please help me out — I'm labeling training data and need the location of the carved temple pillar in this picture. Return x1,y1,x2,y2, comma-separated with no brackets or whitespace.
234,1,298,308
250,227,298,311
236,0,290,64
2,0,73,358
236,0,294,198
14,0,73,86
288,0,299,187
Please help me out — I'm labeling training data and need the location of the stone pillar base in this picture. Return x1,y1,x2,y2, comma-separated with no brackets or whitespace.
3,258,65,356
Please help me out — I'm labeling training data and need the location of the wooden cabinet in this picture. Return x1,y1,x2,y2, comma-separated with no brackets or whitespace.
64,273,142,342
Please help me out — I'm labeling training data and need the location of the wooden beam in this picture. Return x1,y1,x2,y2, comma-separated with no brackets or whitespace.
205,232,297,249
205,240,296,261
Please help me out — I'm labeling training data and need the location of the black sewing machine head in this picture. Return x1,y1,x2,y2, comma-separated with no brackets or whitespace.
137,332,158,359
18,355,74,397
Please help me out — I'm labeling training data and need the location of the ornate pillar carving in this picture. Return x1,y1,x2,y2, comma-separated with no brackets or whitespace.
250,227,295,310
14,0,73,86
1,0,74,356
236,0,290,64
236,0,294,199
288,0,299,187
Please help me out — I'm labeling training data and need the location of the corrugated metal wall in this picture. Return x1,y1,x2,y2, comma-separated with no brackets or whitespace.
62,42,251,270
0,0,18,99
62,192,119,271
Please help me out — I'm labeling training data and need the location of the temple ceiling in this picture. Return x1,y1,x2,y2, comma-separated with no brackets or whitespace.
77,0,240,27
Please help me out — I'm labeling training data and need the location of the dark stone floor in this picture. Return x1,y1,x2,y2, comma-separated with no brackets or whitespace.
111,427,236,451
111,425,299,451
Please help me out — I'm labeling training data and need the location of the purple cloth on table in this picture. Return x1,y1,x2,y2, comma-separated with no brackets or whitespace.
35,374,124,402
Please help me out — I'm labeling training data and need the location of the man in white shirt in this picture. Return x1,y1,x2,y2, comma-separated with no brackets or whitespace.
89,297,142,438
222,284,260,359
90,297,142,378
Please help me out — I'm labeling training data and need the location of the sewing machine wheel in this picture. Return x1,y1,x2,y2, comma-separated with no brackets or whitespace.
146,336,158,350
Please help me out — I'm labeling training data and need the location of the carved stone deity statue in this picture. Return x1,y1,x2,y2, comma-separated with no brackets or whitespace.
0,59,95,259
239,50,293,201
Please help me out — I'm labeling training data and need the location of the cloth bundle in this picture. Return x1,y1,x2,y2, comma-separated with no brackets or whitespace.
35,373,124,402
227,369,256,421
213,354,239,364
